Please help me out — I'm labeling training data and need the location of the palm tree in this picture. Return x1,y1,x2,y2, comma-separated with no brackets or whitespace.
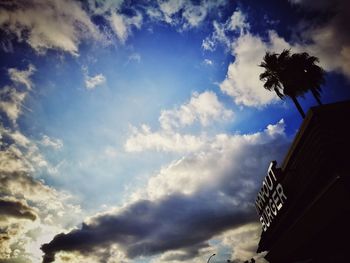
289,52,325,105
259,50,307,118
259,49,325,118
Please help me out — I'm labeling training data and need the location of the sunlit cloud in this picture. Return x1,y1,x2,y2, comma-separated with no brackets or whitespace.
0,65,35,124
125,91,233,153
0,0,102,55
0,1,349,262
220,31,290,107
42,119,290,262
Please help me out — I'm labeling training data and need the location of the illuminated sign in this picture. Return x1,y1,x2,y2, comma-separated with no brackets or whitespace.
255,161,287,232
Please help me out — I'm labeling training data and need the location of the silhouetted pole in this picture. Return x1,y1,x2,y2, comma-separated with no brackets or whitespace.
207,253,216,263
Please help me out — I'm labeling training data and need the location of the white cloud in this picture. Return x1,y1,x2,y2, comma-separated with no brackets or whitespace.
0,65,35,124
202,9,249,51
202,38,216,51
109,12,128,42
159,91,233,130
0,86,27,124
203,9,308,109
220,31,291,107
146,7,164,21
155,0,226,29
0,127,51,173
0,147,30,174
158,0,185,24
136,119,287,200
41,135,63,150
228,10,249,33
108,11,143,43
182,4,208,28
125,91,233,153
218,3,350,109
125,125,205,153
202,21,230,51
85,73,106,90
8,64,36,90
203,59,213,65
202,10,291,107
0,0,102,56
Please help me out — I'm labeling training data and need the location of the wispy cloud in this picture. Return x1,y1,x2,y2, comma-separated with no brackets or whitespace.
202,9,249,51
108,11,143,43
0,64,35,124
85,74,106,90
203,59,213,65
8,64,36,90
128,53,142,63
149,0,226,29
40,135,63,150
82,66,107,90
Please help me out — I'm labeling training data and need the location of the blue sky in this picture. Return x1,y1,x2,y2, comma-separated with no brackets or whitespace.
1,0,350,262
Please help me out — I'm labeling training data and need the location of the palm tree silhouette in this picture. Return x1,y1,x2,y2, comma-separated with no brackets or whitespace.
289,51,325,105
259,49,325,118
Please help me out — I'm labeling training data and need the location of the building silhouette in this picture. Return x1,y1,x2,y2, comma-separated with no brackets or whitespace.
256,101,350,263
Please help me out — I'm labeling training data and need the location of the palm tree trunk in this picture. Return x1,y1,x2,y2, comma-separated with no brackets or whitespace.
291,96,306,119
311,88,323,105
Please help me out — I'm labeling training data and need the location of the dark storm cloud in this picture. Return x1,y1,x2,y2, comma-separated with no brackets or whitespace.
290,0,350,77
294,0,350,42
41,192,256,263
0,198,37,221
41,121,291,262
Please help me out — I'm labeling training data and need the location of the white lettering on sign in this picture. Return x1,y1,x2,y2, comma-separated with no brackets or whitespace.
255,161,287,232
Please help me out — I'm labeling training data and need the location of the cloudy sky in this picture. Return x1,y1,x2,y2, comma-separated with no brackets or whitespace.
0,0,350,262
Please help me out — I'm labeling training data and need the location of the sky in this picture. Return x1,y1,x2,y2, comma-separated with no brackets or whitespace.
0,0,350,262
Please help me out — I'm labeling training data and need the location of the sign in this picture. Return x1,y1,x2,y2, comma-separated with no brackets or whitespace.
255,161,287,232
